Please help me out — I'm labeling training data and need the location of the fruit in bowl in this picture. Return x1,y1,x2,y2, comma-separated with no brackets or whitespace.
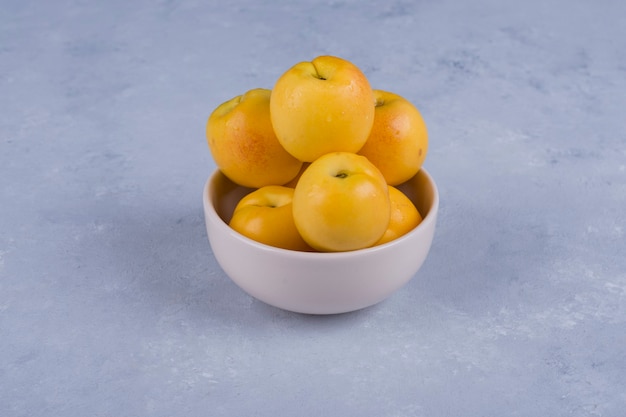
292,152,391,252
269,55,375,162
358,89,429,185
206,88,303,188
203,55,437,313
203,168,439,314
375,185,423,246
229,185,313,252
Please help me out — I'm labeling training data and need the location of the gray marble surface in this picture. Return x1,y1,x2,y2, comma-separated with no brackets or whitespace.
1,0,625,416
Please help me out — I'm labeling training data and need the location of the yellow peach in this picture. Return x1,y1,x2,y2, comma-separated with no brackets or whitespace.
229,186,313,252
270,55,375,162
358,90,428,185
374,186,422,246
292,152,390,252
207,88,302,188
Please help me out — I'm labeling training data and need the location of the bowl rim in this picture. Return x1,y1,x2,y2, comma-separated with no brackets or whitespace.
203,167,439,259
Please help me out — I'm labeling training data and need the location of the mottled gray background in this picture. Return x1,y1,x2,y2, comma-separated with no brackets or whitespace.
1,0,625,416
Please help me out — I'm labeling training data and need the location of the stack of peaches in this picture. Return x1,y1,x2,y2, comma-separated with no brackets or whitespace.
206,55,428,253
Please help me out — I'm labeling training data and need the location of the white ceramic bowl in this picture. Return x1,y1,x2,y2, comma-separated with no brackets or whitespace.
203,168,439,314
